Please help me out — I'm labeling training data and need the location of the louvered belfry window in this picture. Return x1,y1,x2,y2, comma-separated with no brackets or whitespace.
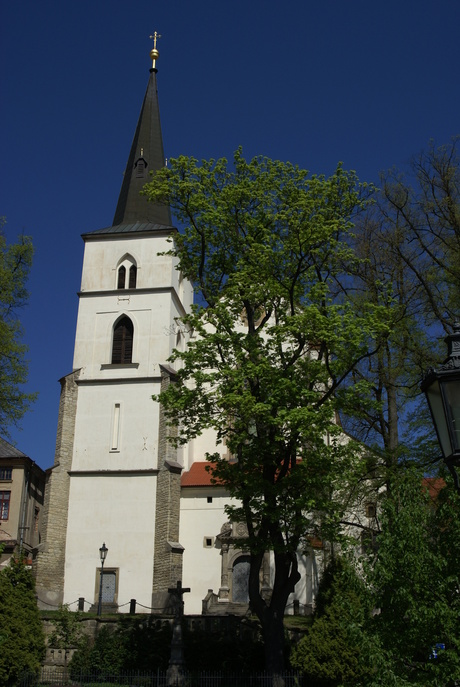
112,317,134,364
129,265,137,289
117,266,126,289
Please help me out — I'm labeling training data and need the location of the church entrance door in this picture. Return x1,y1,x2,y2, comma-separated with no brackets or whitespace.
232,555,250,603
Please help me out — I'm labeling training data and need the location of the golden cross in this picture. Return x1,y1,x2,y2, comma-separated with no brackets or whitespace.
149,31,162,50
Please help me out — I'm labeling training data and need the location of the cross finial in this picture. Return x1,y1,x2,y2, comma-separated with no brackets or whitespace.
150,31,161,50
149,31,162,70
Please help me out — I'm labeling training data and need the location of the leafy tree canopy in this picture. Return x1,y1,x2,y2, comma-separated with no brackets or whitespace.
143,149,390,672
0,219,36,438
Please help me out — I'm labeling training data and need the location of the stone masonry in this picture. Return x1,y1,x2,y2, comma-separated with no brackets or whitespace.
35,370,80,609
151,366,184,613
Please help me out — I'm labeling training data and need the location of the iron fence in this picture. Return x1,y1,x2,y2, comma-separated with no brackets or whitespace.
18,668,305,687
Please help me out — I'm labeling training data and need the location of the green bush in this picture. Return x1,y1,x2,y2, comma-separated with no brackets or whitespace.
70,617,172,676
289,556,373,686
0,556,45,685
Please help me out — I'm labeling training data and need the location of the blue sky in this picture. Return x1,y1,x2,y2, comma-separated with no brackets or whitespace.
2,1,460,470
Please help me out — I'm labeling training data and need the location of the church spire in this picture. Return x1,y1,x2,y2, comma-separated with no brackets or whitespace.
112,36,172,227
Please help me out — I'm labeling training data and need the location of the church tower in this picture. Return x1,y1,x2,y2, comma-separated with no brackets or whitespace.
36,40,193,612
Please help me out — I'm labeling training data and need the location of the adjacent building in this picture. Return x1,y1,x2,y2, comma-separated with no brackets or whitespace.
0,437,45,568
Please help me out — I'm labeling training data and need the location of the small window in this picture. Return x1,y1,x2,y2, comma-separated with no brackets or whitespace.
129,265,137,289
0,491,11,520
203,537,214,548
0,468,12,480
117,266,126,290
111,403,121,451
135,158,147,178
112,317,134,364
207,496,213,504
365,503,377,519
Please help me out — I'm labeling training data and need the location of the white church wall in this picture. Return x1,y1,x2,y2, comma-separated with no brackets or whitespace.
63,474,157,612
73,291,186,377
79,234,178,293
180,487,233,615
183,428,224,471
71,382,160,471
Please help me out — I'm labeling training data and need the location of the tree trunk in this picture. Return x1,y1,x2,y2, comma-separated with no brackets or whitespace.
249,548,301,678
262,606,288,675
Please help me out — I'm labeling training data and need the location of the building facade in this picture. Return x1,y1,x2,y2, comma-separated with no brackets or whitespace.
0,437,45,568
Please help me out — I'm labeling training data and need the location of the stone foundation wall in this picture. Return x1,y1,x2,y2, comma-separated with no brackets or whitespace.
35,370,80,608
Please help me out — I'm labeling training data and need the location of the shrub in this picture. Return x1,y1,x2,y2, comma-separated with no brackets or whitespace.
0,556,45,685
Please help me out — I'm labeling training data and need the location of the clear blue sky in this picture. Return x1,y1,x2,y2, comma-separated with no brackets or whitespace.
2,1,459,469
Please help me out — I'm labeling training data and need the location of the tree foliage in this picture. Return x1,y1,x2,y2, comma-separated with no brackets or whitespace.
290,556,374,686
382,138,460,331
144,149,387,672
365,469,460,685
339,139,460,486
0,220,36,438
70,618,172,676
0,557,45,685
291,472,460,687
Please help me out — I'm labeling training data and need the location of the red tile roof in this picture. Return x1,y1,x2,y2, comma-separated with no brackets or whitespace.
422,477,446,500
181,462,223,487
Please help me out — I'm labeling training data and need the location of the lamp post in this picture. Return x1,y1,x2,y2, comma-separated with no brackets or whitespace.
421,322,460,490
97,542,108,616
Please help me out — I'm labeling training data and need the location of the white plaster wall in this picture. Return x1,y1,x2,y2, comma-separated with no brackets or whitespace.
180,487,233,615
80,234,178,292
183,428,222,471
73,291,185,377
71,382,160,472
63,474,157,612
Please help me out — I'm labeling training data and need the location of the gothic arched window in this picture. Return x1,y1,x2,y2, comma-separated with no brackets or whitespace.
129,265,137,289
117,266,126,290
116,258,137,290
112,316,134,364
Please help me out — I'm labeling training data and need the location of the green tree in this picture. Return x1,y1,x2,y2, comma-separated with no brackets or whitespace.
0,556,45,685
382,138,460,332
143,149,387,673
290,556,374,686
364,470,460,685
339,210,439,484
0,220,36,438
339,140,460,489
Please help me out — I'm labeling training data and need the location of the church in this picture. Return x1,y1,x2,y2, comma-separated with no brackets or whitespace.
35,43,323,617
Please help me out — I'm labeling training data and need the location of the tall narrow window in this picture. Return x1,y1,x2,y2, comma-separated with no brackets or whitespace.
111,403,121,450
129,265,137,289
117,266,126,289
112,317,134,364
0,491,11,520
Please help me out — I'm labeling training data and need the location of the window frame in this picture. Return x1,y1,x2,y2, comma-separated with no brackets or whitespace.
111,316,134,365
0,490,11,520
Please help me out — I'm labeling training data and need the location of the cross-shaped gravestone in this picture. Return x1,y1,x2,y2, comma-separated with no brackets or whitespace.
168,580,191,617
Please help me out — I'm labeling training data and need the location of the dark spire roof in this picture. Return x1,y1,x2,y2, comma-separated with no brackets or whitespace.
112,68,172,228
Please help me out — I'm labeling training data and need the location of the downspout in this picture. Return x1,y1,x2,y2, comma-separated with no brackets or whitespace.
19,462,31,555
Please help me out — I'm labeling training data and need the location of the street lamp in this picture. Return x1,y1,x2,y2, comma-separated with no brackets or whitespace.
421,322,460,489
97,542,108,616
